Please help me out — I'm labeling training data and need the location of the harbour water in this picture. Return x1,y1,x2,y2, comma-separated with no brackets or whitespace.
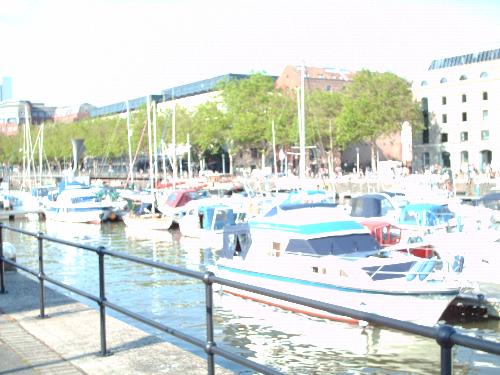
3,219,500,374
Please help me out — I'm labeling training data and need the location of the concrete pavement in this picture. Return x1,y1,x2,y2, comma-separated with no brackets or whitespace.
0,271,234,374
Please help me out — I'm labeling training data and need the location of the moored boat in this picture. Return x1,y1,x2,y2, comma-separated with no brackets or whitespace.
43,186,116,224
178,198,246,249
211,203,464,326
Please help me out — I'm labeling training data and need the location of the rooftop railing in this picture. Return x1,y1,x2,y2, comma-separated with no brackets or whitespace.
0,222,499,374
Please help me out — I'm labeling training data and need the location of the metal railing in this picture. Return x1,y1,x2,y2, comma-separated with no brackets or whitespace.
0,222,499,375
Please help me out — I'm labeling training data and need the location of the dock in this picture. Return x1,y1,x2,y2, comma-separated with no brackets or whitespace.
0,271,234,374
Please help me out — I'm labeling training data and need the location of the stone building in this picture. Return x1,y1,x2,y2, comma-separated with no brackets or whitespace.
412,48,500,174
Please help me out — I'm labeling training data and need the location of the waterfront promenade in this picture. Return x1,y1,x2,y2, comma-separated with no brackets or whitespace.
0,271,234,374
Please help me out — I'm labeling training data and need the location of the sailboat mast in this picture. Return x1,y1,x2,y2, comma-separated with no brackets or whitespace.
126,100,134,185
146,96,155,208
187,133,192,179
39,123,44,185
24,103,33,190
153,100,158,189
299,65,306,180
171,89,177,188
272,120,277,174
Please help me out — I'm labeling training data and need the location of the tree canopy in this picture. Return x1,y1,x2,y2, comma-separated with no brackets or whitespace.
0,70,422,173
336,70,422,168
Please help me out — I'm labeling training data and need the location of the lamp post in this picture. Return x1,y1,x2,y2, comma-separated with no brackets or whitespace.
221,139,233,175
356,147,360,175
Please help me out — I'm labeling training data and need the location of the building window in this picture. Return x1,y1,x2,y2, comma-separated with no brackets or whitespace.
251,148,258,158
460,131,468,142
440,77,447,84
459,75,467,80
480,72,488,78
421,81,428,86
461,151,469,164
422,152,430,168
462,112,467,122
442,96,447,105
441,133,448,143
442,114,447,123
481,130,490,140
462,94,467,103
442,152,451,168
483,110,489,120
325,85,331,92
423,129,429,144
483,91,488,100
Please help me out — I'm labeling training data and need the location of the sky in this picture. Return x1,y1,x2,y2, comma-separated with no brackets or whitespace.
1,0,500,107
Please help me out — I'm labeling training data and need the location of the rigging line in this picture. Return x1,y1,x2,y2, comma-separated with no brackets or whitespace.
97,117,123,175
126,120,148,184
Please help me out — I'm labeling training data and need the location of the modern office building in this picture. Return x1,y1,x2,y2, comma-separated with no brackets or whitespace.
412,48,500,174
0,76,13,102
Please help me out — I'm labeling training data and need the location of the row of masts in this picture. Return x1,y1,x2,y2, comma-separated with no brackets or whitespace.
19,66,308,193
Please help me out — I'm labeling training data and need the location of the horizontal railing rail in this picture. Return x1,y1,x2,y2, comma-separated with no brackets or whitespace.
0,222,499,375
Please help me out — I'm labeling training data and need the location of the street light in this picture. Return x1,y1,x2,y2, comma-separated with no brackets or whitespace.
356,147,360,175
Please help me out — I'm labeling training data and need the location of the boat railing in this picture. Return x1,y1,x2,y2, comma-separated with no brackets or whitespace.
0,222,499,375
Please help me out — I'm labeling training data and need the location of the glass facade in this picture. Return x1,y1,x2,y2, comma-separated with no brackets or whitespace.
428,48,500,70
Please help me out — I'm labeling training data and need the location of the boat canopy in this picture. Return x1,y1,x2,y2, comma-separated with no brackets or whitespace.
220,223,252,259
285,233,382,257
475,192,500,210
350,194,393,218
199,204,237,230
399,203,455,227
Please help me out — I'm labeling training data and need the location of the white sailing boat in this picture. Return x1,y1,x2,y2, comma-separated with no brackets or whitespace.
122,96,173,231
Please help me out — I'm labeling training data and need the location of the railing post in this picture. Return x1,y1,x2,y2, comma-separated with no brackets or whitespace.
37,232,46,318
203,271,216,375
97,246,109,356
0,223,5,294
436,324,456,375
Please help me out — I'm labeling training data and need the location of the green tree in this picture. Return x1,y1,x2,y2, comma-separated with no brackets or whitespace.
305,90,343,170
336,70,422,169
220,73,276,154
219,73,297,169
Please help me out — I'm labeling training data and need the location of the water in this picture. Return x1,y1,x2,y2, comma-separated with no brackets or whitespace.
3,219,500,374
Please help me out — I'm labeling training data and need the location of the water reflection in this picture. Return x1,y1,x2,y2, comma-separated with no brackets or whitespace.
4,219,499,374
214,293,442,374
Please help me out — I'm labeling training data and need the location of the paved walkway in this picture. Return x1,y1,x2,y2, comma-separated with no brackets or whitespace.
0,271,234,374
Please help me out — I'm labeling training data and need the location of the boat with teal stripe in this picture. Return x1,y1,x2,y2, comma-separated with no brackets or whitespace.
211,203,465,326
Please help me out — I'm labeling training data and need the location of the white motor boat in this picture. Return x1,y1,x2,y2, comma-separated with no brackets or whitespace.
211,203,465,326
43,187,115,224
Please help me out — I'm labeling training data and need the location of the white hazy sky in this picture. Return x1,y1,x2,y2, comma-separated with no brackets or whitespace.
1,0,499,107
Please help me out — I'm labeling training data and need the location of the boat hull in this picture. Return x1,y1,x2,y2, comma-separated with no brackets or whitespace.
123,213,173,231
214,263,459,327
44,208,104,224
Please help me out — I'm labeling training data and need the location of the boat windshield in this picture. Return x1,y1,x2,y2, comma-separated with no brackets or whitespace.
286,233,382,257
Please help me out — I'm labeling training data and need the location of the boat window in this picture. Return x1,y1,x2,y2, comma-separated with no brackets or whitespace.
381,226,400,243
287,233,381,256
213,210,230,230
402,210,419,224
380,199,393,216
363,261,416,281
